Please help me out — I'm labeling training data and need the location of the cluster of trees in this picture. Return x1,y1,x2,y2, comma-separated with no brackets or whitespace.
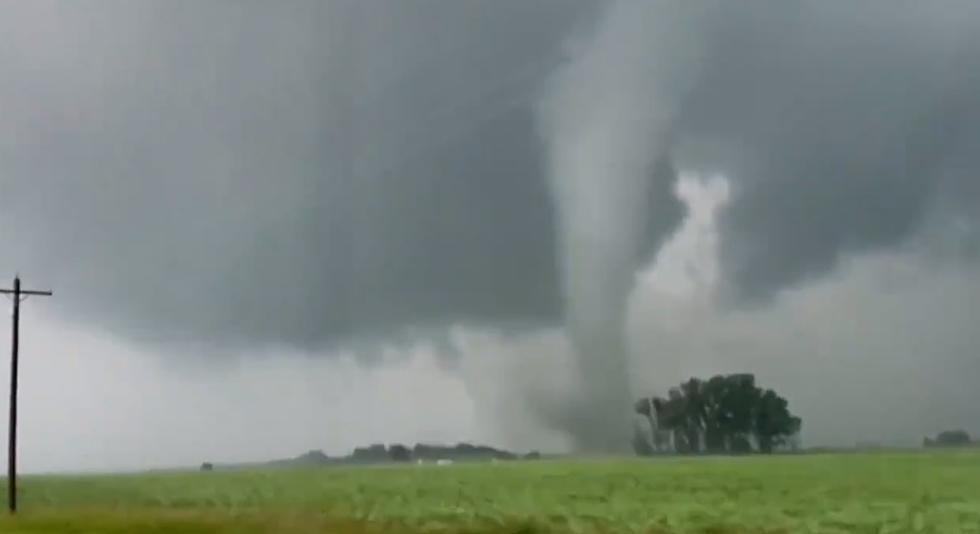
923,430,974,448
634,374,801,455
351,442,529,463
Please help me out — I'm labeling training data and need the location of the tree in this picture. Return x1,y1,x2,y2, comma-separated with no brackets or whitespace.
632,424,655,456
389,444,411,462
701,376,728,452
634,397,672,453
633,398,656,456
657,389,691,453
637,374,801,455
753,389,801,453
721,374,761,452
679,378,706,454
925,430,972,447
353,444,388,462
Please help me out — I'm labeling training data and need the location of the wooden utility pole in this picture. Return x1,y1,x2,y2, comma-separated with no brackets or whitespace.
0,277,51,514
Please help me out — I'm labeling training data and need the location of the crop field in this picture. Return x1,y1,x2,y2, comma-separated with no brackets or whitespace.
0,451,978,533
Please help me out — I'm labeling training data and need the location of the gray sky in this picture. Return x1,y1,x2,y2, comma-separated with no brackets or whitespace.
1,0,978,471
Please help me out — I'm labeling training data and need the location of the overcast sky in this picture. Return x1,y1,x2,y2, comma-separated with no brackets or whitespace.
1,0,978,472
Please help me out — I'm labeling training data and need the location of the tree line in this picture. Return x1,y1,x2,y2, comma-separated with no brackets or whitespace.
352,442,533,463
634,373,801,455
923,430,974,448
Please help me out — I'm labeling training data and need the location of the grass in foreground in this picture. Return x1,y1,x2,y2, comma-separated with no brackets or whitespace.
0,451,978,533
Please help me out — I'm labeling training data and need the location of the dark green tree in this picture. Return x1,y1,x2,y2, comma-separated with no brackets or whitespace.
724,374,761,452
637,374,801,455
701,376,728,452
679,378,706,453
388,444,412,462
753,389,802,453
925,430,972,447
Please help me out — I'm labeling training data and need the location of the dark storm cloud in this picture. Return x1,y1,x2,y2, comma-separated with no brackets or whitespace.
668,1,980,303
0,0,640,349
2,0,978,355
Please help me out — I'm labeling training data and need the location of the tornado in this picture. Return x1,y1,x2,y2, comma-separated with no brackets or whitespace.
536,0,715,451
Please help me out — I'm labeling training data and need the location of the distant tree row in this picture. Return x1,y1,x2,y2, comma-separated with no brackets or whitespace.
634,374,801,455
923,430,973,448
351,442,531,463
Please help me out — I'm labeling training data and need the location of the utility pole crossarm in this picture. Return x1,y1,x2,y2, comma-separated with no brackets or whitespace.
0,289,52,296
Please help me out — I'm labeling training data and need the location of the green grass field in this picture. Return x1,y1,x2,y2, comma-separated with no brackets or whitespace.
0,451,978,533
